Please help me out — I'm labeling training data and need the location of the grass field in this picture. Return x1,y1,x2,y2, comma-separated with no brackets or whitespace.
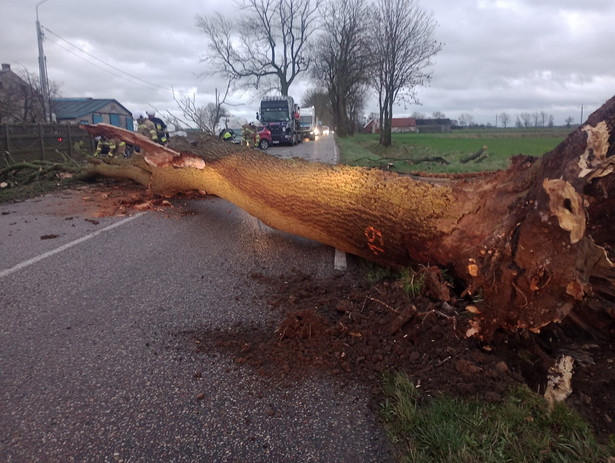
336,128,572,174
381,373,615,463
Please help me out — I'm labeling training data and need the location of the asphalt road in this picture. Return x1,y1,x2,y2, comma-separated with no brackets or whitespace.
0,135,394,462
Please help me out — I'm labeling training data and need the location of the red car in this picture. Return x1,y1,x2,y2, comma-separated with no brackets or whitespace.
257,126,272,150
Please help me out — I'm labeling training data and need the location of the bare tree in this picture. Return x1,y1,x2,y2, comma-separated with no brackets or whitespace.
196,0,320,96
172,83,232,134
0,65,54,123
532,112,540,128
311,0,371,137
458,113,474,127
205,102,231,134
519,112,532,128
540,111,549,127
368,0,442,146
302,87,333,127
346,87,365,135
499,112,510,128
162,112,186,132
172,95,228,135
431,111,446,119
565,116,574,128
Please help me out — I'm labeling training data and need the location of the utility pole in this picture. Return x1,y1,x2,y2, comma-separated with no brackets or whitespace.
580,104,584,125
36,0,51,122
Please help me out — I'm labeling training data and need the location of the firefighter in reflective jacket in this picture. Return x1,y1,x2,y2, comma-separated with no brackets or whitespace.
113,138,127,157
135,112,158,142
147,110,168,144
221,129,234,141
94,136,115,156
241,123,259,148
94,136,126,157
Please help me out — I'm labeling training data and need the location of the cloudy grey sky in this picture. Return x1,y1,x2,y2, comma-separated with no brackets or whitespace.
2,0,613,127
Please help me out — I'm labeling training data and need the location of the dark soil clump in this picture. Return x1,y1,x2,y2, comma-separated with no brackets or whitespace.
192,267,615,440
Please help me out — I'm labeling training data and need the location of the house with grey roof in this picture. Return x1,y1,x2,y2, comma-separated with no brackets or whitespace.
0,63,45,123
51,98,133,129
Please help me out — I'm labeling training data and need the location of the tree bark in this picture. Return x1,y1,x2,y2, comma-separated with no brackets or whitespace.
81,96,615,338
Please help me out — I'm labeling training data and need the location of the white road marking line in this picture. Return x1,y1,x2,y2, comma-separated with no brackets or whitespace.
0,212,146,279
334,248,347,271
332,139,339,164
331,139,347,270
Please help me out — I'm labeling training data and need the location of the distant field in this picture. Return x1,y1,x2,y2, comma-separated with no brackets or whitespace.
336,128,572,174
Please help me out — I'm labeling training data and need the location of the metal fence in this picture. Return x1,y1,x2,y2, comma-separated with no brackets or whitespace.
0,123,94,164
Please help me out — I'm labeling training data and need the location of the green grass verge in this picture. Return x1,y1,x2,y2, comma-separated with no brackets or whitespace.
336,128,571,174
381,372,615,463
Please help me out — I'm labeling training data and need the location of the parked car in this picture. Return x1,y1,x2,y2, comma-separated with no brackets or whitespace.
229,128,242,144
257,125,272,150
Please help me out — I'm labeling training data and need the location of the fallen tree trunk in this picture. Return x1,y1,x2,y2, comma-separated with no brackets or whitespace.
81,96,615,339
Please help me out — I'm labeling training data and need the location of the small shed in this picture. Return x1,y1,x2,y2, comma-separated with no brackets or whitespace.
51,98,133,129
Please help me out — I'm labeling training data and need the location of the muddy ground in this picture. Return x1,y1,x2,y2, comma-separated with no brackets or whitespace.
204,267,615,441
17,180,615,441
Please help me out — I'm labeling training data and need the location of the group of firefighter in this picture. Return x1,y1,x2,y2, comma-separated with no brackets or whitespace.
95,112,262,157
93,110,168,158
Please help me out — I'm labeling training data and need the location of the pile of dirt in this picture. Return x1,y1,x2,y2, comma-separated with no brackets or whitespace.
194,268,615,439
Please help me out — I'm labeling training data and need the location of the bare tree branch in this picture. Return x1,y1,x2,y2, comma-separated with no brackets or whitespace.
172,80,233,134
196,0,320,96
0,65,56,123
368,0,443,146
310,0,372,137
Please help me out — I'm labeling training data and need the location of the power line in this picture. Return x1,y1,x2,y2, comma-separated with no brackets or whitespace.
40,25,233,111
44,36,155,90
42,26,169,91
